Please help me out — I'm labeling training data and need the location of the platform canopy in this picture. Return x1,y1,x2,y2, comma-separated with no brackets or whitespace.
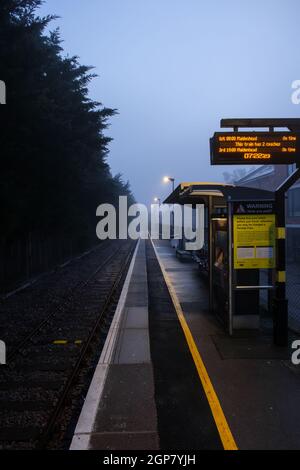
164,182,274,205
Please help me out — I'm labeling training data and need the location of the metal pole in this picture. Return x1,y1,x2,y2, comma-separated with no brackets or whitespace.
228,200,233,336
209,196,213,311
170,178,175,241
273,191,288,346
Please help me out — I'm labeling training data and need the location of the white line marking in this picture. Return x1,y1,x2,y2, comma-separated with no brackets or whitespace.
70,240,140,450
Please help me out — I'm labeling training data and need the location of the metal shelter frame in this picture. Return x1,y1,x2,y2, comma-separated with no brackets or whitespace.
164,182,275,336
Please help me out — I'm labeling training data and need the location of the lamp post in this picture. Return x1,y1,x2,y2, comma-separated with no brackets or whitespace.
163,176,175,192
153,198,162,239
163,177,175,241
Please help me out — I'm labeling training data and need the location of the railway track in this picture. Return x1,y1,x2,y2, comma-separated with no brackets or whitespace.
7,242,125,362
0,240,117,356
0,240,136,450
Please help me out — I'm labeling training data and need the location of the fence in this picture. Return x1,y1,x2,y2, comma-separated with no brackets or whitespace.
0,231,94,294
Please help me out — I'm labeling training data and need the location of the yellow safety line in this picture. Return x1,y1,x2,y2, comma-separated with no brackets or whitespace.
53,340,83,345
151,239,238,451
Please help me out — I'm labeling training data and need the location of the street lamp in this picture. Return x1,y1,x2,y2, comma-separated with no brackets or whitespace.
163,177,175,242
163,176,175,192
154,197,161,206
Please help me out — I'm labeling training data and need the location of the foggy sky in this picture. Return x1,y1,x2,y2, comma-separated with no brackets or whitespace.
39,0,300,204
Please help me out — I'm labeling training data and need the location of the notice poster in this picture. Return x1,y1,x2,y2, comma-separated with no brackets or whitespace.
233,214,276,269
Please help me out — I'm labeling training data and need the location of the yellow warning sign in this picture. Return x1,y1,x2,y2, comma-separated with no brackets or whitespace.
233,214,276,269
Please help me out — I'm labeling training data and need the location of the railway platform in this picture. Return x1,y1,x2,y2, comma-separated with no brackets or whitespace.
71,239,300,451
71,240,159,450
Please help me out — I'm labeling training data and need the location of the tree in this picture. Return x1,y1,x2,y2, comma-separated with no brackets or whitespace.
0,0,134,247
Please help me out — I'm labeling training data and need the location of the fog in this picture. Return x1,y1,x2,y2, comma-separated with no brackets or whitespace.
40,0,300,204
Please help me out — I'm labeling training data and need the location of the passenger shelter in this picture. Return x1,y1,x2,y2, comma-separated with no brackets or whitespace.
164,182,275,334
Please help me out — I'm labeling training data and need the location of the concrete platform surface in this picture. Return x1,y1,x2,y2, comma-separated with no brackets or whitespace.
70,240,159,450
71,237,300,450
153,240,300,450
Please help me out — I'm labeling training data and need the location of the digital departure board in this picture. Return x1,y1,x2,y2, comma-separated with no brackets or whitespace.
210,132,300,165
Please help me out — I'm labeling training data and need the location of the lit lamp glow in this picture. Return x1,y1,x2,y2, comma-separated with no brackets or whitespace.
163,176,175,192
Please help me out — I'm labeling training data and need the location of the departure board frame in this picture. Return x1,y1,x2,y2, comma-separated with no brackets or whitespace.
210,131,300,165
